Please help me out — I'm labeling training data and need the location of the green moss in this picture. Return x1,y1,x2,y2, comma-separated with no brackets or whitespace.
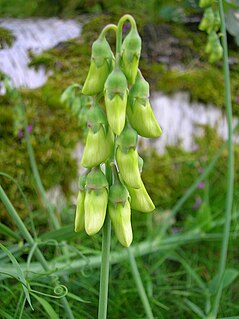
0,27,15,48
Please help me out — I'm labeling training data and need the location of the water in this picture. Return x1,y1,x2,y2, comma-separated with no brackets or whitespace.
0,18,81,88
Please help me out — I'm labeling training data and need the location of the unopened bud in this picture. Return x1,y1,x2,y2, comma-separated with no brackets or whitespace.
127,180,155,213
104,68,128,135
75,190,85,232
121,28,141,84
81,124,114,168
127,74,162,138
199,8,215,33
108,182,132,247
85,188,108,235
82,37,114,95
84,168,108,235
116,147,142,189
199,0,213,8
75,174,87,232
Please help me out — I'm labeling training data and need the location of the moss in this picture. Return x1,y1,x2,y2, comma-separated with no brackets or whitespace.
0,27,15,48
141,125,239,224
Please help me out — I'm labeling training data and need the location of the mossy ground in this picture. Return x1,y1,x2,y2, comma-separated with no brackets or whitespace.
0,26,15,49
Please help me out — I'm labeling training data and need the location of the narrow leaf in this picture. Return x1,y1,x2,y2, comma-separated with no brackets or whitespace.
31,293,59,319
0,244,33,310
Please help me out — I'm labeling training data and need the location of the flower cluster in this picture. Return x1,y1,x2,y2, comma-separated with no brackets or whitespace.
199,0,222,63
75,15,162,247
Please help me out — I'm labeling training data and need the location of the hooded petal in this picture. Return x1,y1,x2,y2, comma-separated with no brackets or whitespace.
85,188,108,235
105,94,127,135
81,126,114,168
108,201,133,247
116,147,142,189
126,180,155,213
127,100,162,138
82,59,111,96
75,190,85,232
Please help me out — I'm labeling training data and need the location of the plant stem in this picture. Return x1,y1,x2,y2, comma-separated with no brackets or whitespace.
98,216,111,319
127,247,154,319
97,164,112,319
0,185,75,319
211,0,234,317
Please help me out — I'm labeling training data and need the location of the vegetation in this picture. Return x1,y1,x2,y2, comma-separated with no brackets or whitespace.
0,1,239,318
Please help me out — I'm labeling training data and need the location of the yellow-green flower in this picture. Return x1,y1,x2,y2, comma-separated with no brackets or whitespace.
85,188,108,235
75,191,85,232
74,174,87,232
127,73,162,138
81,106,114,168
82,37,114,96
121,28,141,85
104,68,128,135
127,180,155,213
84,168,108,235
116,147,142,189
108,180,132,247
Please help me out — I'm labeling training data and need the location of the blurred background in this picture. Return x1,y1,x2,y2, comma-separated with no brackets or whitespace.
0,1,239,318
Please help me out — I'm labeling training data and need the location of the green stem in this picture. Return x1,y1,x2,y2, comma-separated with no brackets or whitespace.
116,14,136,54
0,185,74,319
98,164,112,319
99,24,117,40
127,247,154,319
211,1,234,317
98,216,111,319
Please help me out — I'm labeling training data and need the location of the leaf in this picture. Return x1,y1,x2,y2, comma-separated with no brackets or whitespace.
184,298,205,318
0,244,33,310
0,222,20,240
209,268,239,294
223,268,239,288
31,293,59,319
67,292,90,304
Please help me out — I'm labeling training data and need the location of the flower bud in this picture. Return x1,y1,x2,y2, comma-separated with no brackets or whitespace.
84,168,108,235
104,68,128,135
81,106,114,168
75,190,85,232
82,37,114,96
74,174,87,232
116,147,142,189
199,8,215,33
85,167,108,190
199,0,213,8
209,44,223,63
121,28,141,84
126,180,155,213
127,74,162,138
213,10,221,32
85,188,108,235
108,182,132,247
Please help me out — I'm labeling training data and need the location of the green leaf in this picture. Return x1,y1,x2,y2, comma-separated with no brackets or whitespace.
31,293,59,319
209,268,239,294
0,244,33,310
0,222,20,240
184,298,205,318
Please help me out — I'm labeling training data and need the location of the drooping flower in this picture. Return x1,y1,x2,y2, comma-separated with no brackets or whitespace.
108,171,132,247
81,105,114,168
84,167,108,235
127,72,162,138
82,36,114,96
104,67,128,135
